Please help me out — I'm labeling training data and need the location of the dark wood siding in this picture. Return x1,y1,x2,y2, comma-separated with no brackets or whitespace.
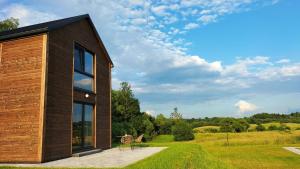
43,19,111,162
0,35,46,163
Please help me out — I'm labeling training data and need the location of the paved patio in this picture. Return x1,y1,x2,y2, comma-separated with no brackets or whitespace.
283,147,300,155
1,147,167,168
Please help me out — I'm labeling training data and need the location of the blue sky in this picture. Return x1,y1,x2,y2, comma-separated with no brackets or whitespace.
1,0,300,118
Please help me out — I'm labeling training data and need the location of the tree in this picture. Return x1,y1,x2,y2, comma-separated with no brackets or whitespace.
112,82,140,122
172,121,194,141
220,118,234,146
256,124,266,131
132,113,155,140
232,119,250,132
155,114,173,134
111,82,157,142
0,17,19,32
268,125,279,131
170,107,182,120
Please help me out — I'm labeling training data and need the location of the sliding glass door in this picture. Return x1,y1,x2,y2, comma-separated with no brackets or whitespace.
72,102,94,152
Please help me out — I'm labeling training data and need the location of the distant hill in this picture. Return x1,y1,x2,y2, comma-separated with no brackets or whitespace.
247,112,300,124
186,112,300,128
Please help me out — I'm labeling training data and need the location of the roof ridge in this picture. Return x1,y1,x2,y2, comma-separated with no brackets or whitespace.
0,14,113,66
0,14,90,38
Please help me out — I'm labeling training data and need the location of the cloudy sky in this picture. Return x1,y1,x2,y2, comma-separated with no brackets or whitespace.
1,0,300,118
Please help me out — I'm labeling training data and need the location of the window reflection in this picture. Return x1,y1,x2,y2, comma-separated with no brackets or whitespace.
74,47,83,71
74,44,94,92
74,72,93,91
85,51,93,75
84,105,93,147
72,103,83,149
72,103,94,150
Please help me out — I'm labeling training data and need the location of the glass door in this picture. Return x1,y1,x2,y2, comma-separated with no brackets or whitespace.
72,102,94,152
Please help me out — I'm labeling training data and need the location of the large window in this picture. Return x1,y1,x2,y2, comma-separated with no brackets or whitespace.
74,44,94,92
72,102,94,151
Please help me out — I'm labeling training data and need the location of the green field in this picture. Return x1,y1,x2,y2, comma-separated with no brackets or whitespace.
1,130,300,169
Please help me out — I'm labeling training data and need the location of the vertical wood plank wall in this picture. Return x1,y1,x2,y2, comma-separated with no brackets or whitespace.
43,19,111,162
0,34,46,163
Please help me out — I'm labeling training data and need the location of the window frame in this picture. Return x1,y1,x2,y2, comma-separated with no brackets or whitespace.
73,43,95,93
72,101,95,152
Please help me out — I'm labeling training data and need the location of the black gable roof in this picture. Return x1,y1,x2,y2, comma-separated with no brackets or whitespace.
0,14,89,40
0,14,113,65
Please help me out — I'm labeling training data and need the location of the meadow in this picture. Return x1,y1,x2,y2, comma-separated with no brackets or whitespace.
1,130,300,169
195,131,300,169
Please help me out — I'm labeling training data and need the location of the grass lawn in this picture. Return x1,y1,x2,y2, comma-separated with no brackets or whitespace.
1,131,300,169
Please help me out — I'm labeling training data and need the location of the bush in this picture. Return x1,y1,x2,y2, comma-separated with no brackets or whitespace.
278,123,291,131
172,121,195,141
268,124,279,131
256,124,266,131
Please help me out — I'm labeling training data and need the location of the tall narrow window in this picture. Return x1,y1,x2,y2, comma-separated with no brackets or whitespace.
72,103,94,151
74,44,94,92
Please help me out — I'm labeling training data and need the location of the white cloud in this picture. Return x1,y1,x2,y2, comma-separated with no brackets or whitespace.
128,0,144,6
145,110,155,116
0,4,58,26
235,100,258,113
198,14,217,24
214,77,252,88
276,59,290,64
280,64,300,76
184,22,199,30
172,55,223,72
256,63,300,80
151,5,168,16
222,56,270,76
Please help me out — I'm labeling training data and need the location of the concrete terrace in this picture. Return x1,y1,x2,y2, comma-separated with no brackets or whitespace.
1,147,167,168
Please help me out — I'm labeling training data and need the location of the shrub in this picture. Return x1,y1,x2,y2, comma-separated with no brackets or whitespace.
278,123,291,131
268,124,279,131
172,121,195,141
256,124,266,131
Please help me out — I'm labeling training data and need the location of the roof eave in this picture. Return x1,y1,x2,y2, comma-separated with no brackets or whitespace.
0,27,48,41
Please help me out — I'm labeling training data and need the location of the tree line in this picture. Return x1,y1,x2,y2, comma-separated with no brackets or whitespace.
186,112,300,130
112,82,194,142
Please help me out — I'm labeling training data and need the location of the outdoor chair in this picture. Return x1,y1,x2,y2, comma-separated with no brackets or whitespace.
134,134,144,144
119,134,134,150
131,134,144,149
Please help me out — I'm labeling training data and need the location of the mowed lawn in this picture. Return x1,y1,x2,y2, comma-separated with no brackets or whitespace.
1,131,300,169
